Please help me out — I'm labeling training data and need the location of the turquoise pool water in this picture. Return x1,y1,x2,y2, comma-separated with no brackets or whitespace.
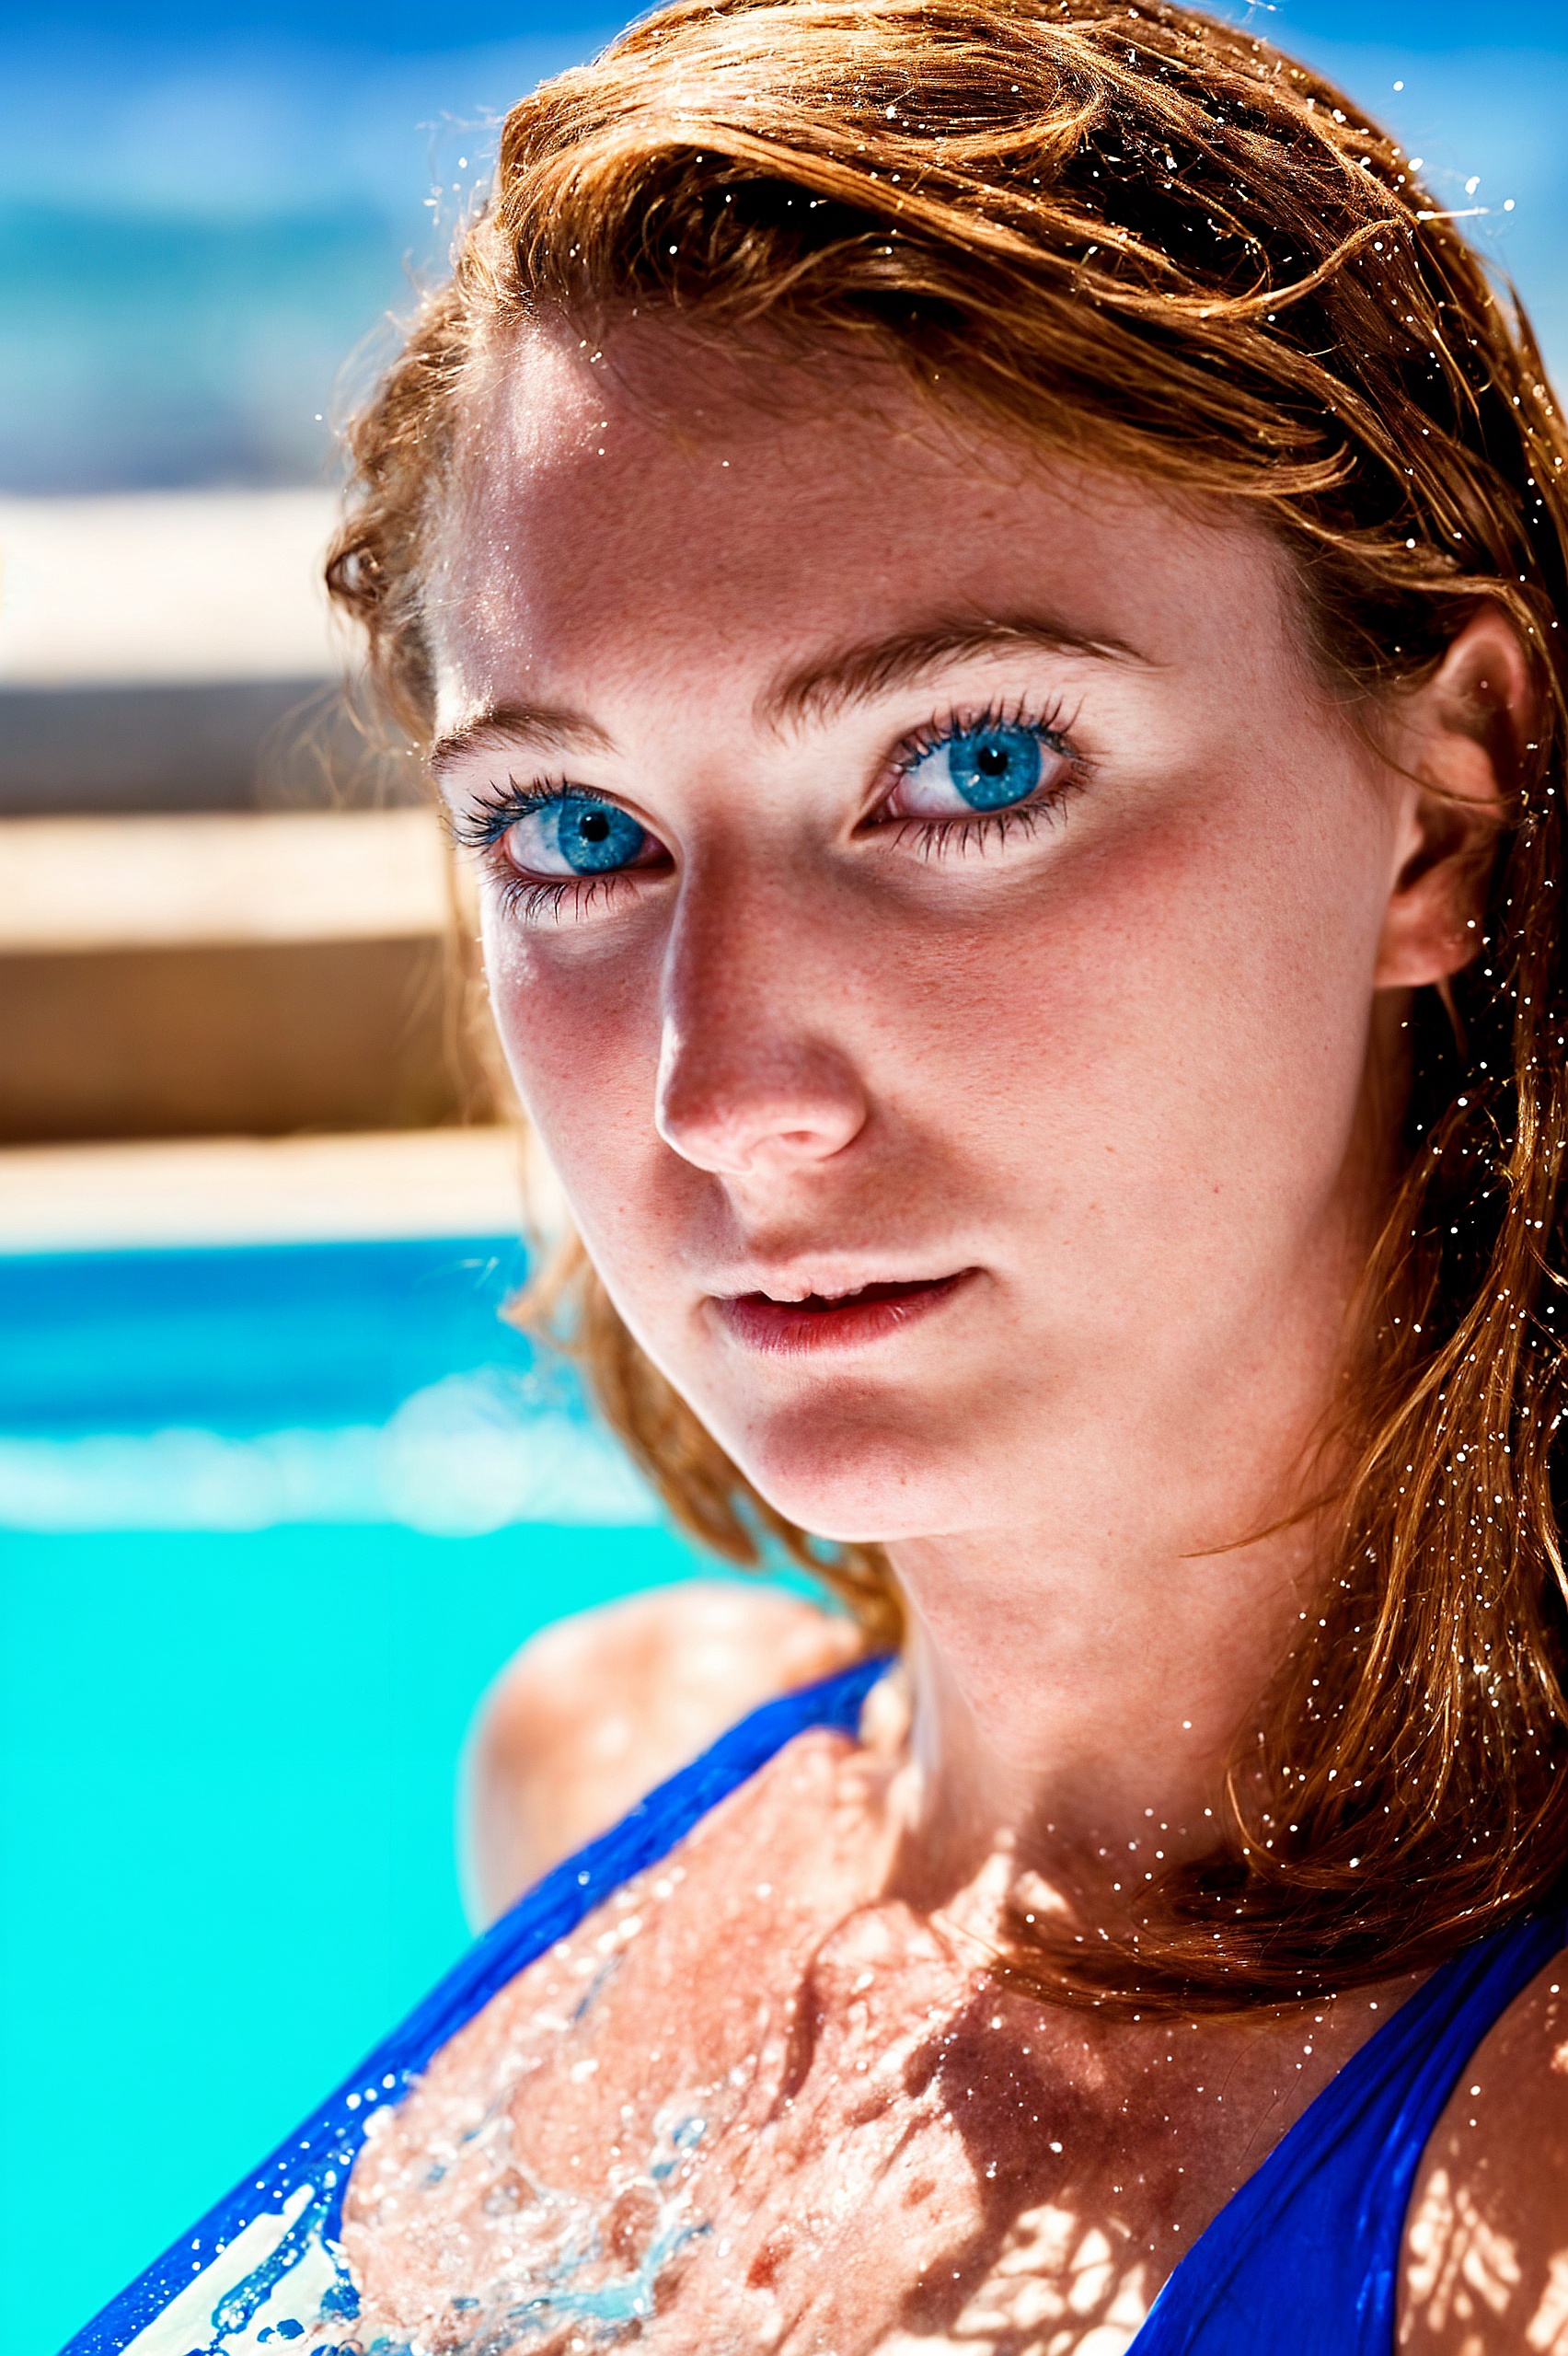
0,1238,709,2355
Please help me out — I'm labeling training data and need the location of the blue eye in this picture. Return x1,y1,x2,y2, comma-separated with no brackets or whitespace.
503,793,654,879
893,721,1064,819
947,723,1043,809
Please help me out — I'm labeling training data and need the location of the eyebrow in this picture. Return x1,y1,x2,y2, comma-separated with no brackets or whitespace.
428,700,616,780
761,614,1150,733
428,613,1148,778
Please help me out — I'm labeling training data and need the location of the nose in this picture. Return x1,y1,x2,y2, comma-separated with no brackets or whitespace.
653,873,870,1180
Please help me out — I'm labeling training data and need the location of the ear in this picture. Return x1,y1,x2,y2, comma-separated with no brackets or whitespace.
1373,605,1532,991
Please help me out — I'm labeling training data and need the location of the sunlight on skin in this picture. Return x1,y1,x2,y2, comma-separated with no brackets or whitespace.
346,1731,1413,2351
338,317,1560,2344
1405,2171,1523,2334
1528,2255,1568,2355
463,1583,865,1923
431,318,1517,1917
901,2203,1156,2349
1400,1974,1568,2353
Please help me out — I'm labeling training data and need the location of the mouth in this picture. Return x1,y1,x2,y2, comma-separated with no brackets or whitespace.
711,1270,977,1356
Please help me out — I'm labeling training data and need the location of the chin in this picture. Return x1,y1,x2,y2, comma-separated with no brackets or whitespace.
716,1399,986,1546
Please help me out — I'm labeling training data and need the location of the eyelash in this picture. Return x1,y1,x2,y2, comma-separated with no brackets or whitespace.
447,779,629,925
882,696,1081,862
897,803,1055,864
451,698,1084,919
449,778,561,855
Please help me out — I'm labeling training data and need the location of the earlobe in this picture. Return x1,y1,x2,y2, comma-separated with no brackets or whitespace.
1373,605,1532,993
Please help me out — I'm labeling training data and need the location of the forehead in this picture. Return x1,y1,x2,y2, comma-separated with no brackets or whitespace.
431,318,1297,720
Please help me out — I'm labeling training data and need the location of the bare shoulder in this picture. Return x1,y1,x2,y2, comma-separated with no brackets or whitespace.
462,1578,866,1923
1401,1952,1568,2351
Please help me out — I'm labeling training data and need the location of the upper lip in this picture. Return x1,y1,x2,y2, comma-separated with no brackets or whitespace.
705,1261,968,1304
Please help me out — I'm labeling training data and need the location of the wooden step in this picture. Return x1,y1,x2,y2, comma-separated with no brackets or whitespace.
0,809,496,1143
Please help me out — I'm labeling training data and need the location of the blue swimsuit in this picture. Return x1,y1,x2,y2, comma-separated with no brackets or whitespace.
68,1655,1564,2356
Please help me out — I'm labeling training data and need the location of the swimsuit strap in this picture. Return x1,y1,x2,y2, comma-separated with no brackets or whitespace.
347,1648,891,2090
1134,1890,1568,2354
65,1652,890,2356
70,1642,1560,2356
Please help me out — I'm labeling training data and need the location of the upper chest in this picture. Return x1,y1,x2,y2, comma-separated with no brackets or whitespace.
338,1738,1385,2353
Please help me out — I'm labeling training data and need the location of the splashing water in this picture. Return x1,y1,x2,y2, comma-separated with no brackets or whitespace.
352,2097,717,2352
120,2098,717,2356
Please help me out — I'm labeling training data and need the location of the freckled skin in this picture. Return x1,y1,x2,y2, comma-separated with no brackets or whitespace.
345,1732,1409,2353
377,317,1568,2347
444,328,1395,1569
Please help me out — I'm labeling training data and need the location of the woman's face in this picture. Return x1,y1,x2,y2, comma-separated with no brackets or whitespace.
432,325,1414,1553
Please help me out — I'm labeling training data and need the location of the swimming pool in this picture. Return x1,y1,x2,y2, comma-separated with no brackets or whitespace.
0,1235,706,2355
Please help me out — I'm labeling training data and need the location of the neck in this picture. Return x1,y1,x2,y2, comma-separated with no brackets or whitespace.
883,1507,1319,1924
876,1023,1410,1931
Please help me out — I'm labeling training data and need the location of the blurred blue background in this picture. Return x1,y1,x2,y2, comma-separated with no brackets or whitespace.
4,0,1565,495
2,0,1564,2350
0,1226,710,2354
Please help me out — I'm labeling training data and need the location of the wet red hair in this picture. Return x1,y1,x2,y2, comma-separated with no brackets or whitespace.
329,0,1568,2007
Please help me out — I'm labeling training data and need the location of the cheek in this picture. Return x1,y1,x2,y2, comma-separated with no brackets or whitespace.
905,763,1392,1218
481,913,673,1218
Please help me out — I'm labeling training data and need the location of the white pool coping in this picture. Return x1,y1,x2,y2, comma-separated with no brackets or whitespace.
0,489,345,688
0,1127,534,1253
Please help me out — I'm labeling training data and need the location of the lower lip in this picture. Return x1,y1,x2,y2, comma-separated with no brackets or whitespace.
712,1272,975,1356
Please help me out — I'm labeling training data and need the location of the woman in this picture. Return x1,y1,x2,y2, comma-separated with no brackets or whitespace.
75,1,1568,2350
